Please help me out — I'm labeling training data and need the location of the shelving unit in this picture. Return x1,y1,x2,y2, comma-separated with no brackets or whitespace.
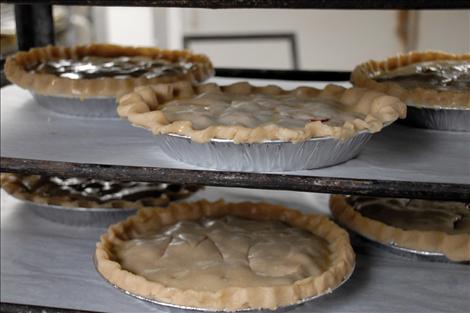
1,1,469,313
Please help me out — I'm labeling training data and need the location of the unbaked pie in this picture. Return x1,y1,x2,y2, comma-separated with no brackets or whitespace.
0,173,199,209
351,51,470,108
117,81,406,143
95,200,355,310
4,43,213,98
330,195,470,262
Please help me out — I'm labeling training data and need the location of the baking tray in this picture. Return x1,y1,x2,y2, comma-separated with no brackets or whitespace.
402,104,470,132
32,92,119,118
93,254,355,313
155,128,383,172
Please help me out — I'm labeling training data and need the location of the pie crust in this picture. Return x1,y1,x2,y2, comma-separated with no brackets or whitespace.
0,173,200,209
4,43,214,98
117,81,406,144
95,200,355,310
351,51,470,108
330,195,470,262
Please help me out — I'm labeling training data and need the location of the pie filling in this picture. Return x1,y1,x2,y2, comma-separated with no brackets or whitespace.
114,216,331,291
16,176,192,203
347,196,470,234
162,92,365,130
28,56,189,80
374,61,470,92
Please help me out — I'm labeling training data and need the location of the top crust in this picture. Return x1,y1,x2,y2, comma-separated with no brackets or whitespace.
4,43,214,98
117,81,406,144
351,50,470,108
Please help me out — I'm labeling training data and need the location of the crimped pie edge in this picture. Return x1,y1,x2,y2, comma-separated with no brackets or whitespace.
95,199,355,310
351,50,470,108
330,195,470,262
0,173,199,210
4,43,214,98
117,81,406,144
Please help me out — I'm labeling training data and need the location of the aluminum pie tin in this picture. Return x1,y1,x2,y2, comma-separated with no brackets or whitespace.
401,104,470,132
155,126,386,172
93,254,355,313
32,92,118,118
22,199,136,227
346,227,469,265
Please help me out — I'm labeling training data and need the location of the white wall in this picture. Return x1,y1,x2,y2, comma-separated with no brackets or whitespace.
92,7,156,46
91,8,470,71
416,10,469,53
181,9,470,70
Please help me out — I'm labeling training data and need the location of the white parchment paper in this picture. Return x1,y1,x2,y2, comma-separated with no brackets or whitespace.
1,188,469,313
1,83,469,184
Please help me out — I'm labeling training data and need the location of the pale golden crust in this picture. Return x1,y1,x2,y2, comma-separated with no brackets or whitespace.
330,195,470,262
117,81,406,144
351,51,470,108
0,173,198,210
95,200,355,310
4,43,214,98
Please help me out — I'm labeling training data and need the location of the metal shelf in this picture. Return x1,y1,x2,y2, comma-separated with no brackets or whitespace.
1,83,469,202
4,0,470,9
1,303,94,313
2,157,468,201
2,1,469,313
2,188,469,313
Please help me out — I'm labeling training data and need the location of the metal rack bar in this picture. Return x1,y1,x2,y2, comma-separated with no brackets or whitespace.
3,0,470,9
0,302,98,313
1,158,469,201
14,4,54,51
215,68,350,81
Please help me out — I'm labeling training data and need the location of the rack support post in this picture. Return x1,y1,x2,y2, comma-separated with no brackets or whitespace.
14,4,55,51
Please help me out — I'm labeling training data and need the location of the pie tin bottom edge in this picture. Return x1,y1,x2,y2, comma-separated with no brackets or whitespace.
92,254,356,313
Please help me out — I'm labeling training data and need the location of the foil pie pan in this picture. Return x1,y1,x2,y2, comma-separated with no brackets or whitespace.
23,200,136,227
32,92,118,118
347,228,468,265
402,104,470,132
93,254,355,313
155,127,382,172
16,185,201,227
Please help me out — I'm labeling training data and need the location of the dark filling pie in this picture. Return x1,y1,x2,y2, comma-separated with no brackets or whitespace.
374,61,470,92
346,196,470,234
18,175,198,204
28,56,190,80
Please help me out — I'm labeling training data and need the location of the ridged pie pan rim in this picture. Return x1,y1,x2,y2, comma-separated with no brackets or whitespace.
93,254,355,312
